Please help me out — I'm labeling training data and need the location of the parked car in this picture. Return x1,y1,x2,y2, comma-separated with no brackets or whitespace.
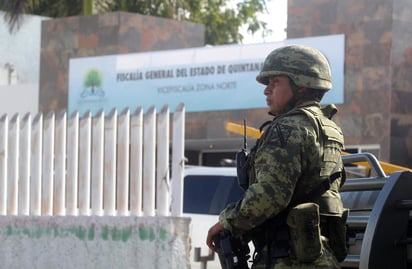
183,166,244,269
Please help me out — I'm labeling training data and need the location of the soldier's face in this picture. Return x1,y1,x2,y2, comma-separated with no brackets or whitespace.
264,75,293,115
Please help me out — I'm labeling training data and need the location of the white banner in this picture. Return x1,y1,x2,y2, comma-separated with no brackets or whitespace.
68,34,344,115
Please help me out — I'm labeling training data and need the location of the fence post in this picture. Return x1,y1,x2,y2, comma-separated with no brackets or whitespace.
8,114,19,216
0,115,8,215
104,109,117,216
79,111,92,216
130,107,143,216
91,109,104,216
54,111,66,216
117,108,130,216
19,113,31,215
31,113,42,216
157,105,170,216
42,112,54,216
143,106,156,216
171,103,185,216
66,112,79,215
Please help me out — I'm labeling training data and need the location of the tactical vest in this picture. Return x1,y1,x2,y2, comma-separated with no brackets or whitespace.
247,104,348,265
296,105,345,217
297,105,344,185
247,104,345,200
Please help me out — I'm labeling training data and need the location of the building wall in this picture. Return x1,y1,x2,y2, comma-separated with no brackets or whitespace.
287,0,412,167
39,12,205,113
389,0,412,167
0,12,47,85
0,12,47,115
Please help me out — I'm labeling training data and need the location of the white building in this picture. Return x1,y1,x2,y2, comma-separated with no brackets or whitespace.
0,11,48,115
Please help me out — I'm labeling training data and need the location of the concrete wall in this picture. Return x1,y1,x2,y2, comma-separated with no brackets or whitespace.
0,216,191,269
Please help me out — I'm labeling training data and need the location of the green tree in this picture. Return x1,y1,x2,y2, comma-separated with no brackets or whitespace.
83,68,103,93
110,0,270,44
0,0,96,31
1,0,271,45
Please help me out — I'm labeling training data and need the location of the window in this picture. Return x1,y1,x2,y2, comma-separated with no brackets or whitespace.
183,175,244,215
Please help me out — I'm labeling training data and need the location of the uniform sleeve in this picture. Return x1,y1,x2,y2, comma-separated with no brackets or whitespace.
219,118,311,237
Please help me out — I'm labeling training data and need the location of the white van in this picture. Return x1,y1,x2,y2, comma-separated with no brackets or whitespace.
183,166,245,269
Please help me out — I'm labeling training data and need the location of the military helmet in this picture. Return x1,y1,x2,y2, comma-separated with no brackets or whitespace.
256,45,332,91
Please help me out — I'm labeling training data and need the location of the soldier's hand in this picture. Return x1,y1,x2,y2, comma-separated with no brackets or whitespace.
206,222,225,252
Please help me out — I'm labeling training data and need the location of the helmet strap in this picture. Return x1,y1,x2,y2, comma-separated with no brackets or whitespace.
279,79,301,114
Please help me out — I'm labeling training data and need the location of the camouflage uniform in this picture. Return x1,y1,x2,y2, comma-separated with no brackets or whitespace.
218,45,346,268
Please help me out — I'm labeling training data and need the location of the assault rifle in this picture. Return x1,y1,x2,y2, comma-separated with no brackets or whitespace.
236,119,249,190
212,230,250,269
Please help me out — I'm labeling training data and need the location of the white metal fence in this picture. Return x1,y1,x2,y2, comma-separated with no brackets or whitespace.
0,104,186,217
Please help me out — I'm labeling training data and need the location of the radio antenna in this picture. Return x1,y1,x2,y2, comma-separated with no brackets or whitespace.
243,119,247,150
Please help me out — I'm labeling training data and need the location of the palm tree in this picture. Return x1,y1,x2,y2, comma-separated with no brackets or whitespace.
1,0,104,32
1,0,270,45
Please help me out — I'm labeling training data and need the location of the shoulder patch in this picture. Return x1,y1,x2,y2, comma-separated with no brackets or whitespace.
266,123,293,147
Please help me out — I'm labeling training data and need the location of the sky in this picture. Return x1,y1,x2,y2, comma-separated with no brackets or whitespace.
241,0,287,44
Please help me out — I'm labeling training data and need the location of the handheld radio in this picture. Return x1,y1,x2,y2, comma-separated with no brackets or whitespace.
236,119,249,190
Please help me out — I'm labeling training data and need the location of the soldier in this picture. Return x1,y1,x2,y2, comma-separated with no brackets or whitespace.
206,45,348,269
